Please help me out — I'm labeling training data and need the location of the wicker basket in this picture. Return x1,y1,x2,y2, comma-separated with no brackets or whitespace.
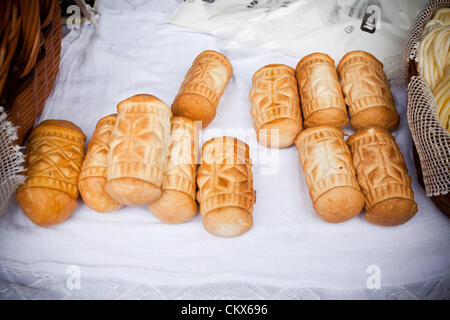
406,0,450,217
409,58,450,218
3,0,62,145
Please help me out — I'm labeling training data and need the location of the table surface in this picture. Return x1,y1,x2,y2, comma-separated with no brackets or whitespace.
1,0,449,300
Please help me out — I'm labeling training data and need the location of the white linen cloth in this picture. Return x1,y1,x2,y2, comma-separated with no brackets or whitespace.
0,0,449,297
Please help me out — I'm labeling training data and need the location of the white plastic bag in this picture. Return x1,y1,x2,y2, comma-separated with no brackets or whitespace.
170,0,425,62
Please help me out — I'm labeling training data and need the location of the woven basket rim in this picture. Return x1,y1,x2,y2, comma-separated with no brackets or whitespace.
5,0,62,145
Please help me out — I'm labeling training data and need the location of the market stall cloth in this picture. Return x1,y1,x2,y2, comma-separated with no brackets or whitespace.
0,0,449,297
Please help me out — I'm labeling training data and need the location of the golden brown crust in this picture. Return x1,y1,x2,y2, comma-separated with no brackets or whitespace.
249,64,302,148
347,127,418,226
172,93,216,128
295,125,364,223
337,50,399,132
258,118,301,148
295,52,335,74
79,177,122,213
197,137,255,237
36,119,86,137
16,120,86,226
79,114,122,213
16,187,77,226
203,207,253,237
295,52,348,129
337,50,383,70
106,94,172,205
96,114,119,129
365,198,418,226
28,120,86,146
314,186,365,223
199,50,233,74
200,136,252,164
349,106,399,132
105,177,162,206
21,121,86,193
305,108,348,128
252,63,294,81
149,117,199,223
117,94,171,113
149,190,198,224
172,50,232,128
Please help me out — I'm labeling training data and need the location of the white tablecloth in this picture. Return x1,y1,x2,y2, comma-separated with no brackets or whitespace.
1,0,449,299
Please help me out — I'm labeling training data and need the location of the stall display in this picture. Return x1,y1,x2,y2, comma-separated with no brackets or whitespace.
0,0,448,300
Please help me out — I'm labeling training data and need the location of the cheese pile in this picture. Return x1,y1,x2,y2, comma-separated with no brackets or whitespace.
419,8,450,132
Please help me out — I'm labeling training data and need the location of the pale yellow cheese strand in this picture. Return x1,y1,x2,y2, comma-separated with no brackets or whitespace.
433,66,450,132
433,28,446,81
434,8,450,24
419,9,450,132
419,24,449,90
